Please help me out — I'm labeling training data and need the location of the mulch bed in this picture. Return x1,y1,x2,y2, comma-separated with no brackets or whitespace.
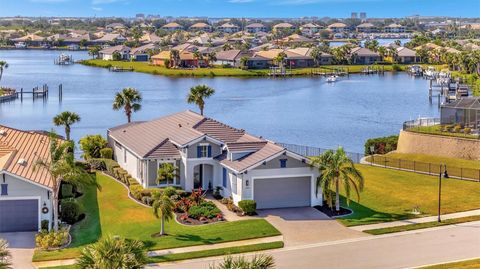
175,212,225,225
314,205,352,217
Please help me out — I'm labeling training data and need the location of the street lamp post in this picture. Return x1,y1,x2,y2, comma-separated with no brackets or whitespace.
369,145,375,166
438,164,449,222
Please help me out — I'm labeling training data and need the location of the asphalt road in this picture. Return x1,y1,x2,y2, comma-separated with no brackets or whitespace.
149,221,480,269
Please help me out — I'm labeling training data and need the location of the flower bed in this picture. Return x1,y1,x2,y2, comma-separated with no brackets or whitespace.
174,188,224,225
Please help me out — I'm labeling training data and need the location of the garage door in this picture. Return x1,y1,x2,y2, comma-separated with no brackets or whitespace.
0,199,38,232
254,176,311,209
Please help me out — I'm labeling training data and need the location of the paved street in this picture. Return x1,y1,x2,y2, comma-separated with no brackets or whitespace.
150,221,480,269
0,232,36,269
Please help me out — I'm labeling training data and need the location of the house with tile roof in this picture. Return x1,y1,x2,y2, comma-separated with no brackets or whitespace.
349,47,382,64
162,22,184,32
217,23,240,33
0,126,61,232
108,111,322,209
384,23,406,33
189,22,212,32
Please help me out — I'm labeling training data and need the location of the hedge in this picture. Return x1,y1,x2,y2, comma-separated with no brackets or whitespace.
238,200,257,215
364,135,399,155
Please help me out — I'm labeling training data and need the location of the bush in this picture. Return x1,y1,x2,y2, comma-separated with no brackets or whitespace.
104,159,119,173
87,158,106,170
41,220,50,231
453,125,462,133
79,134,108,160
60,200,81,224
61,184,74,199
35,228,69,250
100,148,113,159
364,135,399,155
163,186,177,198
464,128,471,134
213,186,223,199
141,196,153,206
392,64,402,71
238,200,257,215
130,185,143,201
188,201,221,219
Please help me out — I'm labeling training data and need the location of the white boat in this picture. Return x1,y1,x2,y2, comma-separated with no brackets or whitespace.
424,66,436,78
14,42,27,49
326,75,337,83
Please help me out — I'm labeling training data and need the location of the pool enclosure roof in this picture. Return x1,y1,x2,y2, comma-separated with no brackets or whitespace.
442,97,480,110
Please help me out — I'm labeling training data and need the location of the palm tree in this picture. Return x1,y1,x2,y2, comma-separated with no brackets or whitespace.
112,88,142,123
273,52,287,69
186,85,215,116
77,236,147,269
193,50,203,68
0,239,11,269
310,147,364,212
169,49,180,68
53,111,81,141
152,193,174,236
33,133,95,231
209,255,275,269
239,56,249,70
88,46,101,59
157,163,179,185
0,61,8,83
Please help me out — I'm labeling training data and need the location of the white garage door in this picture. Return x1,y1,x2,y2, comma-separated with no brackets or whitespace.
0,199,39,232
254,176,311,209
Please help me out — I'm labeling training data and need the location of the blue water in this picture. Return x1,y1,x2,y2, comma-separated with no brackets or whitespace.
0,49,437,153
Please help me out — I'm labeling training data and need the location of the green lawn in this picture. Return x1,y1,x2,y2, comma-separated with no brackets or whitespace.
385,153,480,170
364,215,480,235
33,173,280,262
406,125,479,139
418,259,480,269
337,165,480,226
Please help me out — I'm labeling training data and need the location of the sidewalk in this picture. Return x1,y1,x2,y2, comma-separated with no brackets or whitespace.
350,209,480,231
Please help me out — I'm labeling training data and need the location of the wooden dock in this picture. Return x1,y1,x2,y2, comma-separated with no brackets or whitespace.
109,66,134,72
0,84,64,103
311,67,349,77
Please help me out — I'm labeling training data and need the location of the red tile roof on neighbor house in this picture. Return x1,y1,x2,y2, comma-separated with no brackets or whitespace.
0,126,58,189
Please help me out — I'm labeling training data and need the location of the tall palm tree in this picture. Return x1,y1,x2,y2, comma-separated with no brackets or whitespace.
53,111,81,141
273,52,287,69
209,255,275,269
157,163,179,185
0,239,11,269
0,61,8,83
310,147,364,212
152,193,174,236
113,88,142,123
186,85,215,116
33,133,95,231
77,236,147,269
169,49,180,68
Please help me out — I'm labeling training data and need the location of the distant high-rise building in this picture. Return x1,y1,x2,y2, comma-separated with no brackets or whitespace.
360,12,367,19
351,12,358,19
136,13,145,19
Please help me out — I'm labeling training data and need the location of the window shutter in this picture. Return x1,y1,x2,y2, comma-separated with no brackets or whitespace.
208,145,212,157
197,146,201,158
0,184,7,196
222,168,227,187
280,159,287,168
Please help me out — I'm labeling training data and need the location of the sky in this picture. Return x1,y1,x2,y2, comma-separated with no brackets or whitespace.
0,0,479,18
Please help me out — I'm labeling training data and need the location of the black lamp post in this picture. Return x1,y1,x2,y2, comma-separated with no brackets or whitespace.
438,164,449,222
369,145,375,165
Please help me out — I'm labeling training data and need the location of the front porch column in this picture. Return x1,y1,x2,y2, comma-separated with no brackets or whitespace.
184,162,195,191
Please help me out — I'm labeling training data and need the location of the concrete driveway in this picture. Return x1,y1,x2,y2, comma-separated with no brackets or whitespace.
0,232,36,269
257,207,367,246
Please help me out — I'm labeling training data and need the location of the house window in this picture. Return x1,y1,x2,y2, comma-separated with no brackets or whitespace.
158,162,177,185
197,144,212,158
280,159,287,168
222,168,227,188
0,184,7,195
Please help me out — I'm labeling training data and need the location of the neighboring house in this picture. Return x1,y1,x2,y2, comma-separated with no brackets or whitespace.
278,34,314,45
92,33,127,45
130,43,156,62
106,22,127,32
300,23,322,36
162,22,184,32
349,47,382,64
328,22,348,33
395,47,419,64
0,126,58,232
11,34,45,46
273,23,296,34
253,48,315,68
139,32,162,44
440,97,480,129
217,23,240,33
384,23,406,33
151,50,208,67
356,23,377,33
189,22,212,32
214,49,252,67
288,47,333,65
245,23,268,33
108,111,322,209
99,45,131,60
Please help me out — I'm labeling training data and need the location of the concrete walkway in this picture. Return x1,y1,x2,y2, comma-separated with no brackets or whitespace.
351,208,480,231
0,232,36,269
205,194,255,222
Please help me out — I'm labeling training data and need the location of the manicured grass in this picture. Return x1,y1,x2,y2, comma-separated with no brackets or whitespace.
385,153,480,171
406,126,479,140
337,165,480,226
34,173,280,262
418,259,480,269
364,215,480,235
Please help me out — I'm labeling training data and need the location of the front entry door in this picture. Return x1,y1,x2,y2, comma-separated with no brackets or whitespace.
194,165,203,189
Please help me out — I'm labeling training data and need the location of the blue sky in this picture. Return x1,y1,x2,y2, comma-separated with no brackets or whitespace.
0,0,479,18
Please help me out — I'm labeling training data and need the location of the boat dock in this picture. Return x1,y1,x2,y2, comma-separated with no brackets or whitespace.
0,84,64,103
311,67,349,77
109,66,134,72
54,54,74,65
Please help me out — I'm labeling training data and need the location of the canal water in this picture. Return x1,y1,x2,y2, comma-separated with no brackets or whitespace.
0,49,438,153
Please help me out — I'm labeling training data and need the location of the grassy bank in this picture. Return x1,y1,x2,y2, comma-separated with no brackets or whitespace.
78,59,436,78
364,215,480,235
406,125,479,140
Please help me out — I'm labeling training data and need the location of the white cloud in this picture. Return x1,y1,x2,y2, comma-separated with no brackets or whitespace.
92,6,103,11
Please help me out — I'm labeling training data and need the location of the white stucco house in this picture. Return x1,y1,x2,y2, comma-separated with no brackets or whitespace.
108,111,322,209
0,126,55,232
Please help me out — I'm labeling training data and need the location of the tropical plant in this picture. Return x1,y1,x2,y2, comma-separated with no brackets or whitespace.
169,49,180,67
88,45,101,59
209,254,275,269
113,87,142,123
239,56,249,70
0,239,11,269
310,47,323,66
77,236,147,269
0,61,8,83
310,147,364,212
273,52,287,69
79,134,108,160
193,50,203,68
53,111,81,141
152,193,174,236
157,163,179,185
186,84,215,115
34,132,95,231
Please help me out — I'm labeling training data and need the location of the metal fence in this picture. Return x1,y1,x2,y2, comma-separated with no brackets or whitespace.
278,143,364,164
403,118,441,130
366,155,480,182
403,118,480,139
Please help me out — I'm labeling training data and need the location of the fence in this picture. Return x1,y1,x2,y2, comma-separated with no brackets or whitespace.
403,118,440,130
366,155,480,182
403,118,480,139
278,143,364,164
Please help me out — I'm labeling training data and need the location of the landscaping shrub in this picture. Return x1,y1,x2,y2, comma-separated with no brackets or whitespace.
128,177,138,186
464,128,471,134
61,184,74,199
453,125,462,133
364,135,399,155
188,201,221,219
104,159,119,173
141,196,153,206
100,148,113,159
35,228,69,250
41,220,50,231
87,158,106,171
213,186,223,199
238,200,257,215
79,134,108,160
130,185,143,201
163,186,177,198
60,200,81,224
392,64,402,71
175,197,193,213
